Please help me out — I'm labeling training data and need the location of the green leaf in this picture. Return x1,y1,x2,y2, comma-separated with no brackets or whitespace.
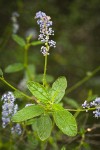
0,68,3,76
27,81,50,103
61,146,66,150
31,119,38,131
12,105,44,122
25,119,35,125
30,41,42,46
12,34,26,47
53,109,77,136
52,103,64,111
26,118,37,128
5,63,24,73
37,114,52,141
50,76,67,103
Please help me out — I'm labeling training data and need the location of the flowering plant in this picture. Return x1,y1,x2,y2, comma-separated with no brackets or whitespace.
0,11,100,149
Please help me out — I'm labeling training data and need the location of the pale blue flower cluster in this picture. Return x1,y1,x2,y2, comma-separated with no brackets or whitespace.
35,11,56,56
11,124,22,135
1,91,22,135
82,97,100,118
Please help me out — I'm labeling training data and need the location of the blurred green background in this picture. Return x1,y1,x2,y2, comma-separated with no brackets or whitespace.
0,0,100,149
0,0,100,98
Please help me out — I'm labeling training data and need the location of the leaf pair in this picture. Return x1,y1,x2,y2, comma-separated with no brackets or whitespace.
12,105,77,140
12,105,52,141
12,34,42,47
30,110,77,140
12,76,77,140
27,76,67,104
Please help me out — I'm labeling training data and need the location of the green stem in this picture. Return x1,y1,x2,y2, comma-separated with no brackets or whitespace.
24,45,29,68
66,107,96,112
43,55,48,86
66,66,100,94
76,133,85,150
0,77,32,100
24,44,33,80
